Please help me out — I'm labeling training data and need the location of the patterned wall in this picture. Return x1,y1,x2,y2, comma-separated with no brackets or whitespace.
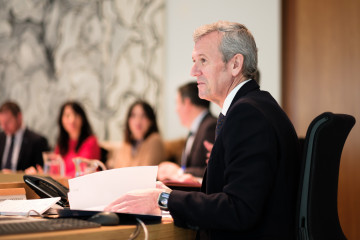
0,0,165,147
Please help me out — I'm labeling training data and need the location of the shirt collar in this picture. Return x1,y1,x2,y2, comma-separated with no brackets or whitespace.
221,79,251,116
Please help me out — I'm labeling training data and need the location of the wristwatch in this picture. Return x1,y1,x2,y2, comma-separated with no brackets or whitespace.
158,191,171,211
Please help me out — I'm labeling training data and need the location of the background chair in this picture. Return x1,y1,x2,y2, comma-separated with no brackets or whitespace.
297,112,355,240
100,147,108,164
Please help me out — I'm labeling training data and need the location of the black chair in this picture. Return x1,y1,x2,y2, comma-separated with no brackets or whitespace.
297,112,355,240
100,147,108,164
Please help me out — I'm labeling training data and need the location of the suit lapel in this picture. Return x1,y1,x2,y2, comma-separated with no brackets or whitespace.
0,133,6,167
201,80,260,192
189,113,211,157
16,128,29,170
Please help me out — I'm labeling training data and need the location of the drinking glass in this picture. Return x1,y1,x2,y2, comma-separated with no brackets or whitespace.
42,152,65,177
72,157,106,177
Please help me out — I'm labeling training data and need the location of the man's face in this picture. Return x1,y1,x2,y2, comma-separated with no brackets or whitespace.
0,110,22,135
191,31,233,106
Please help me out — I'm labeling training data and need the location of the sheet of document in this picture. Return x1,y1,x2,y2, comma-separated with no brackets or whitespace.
0,197,60,216
68,166,158,211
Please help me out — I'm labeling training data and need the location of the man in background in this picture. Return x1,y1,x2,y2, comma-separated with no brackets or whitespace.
0,101,49,172
158,82,217,182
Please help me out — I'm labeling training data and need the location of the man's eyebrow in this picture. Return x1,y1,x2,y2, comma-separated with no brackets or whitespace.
193,53,207,59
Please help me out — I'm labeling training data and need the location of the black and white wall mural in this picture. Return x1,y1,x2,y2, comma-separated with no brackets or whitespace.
0,0,165,146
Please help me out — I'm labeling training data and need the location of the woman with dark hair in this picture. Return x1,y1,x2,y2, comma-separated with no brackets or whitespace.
107,100,165,168
54,101,100,177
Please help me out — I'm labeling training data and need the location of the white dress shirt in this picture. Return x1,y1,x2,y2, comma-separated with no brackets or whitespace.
221,79,251,116
1,125,26,171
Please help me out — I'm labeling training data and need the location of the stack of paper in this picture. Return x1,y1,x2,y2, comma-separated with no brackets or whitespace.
68,166,158,211
0,197,60,216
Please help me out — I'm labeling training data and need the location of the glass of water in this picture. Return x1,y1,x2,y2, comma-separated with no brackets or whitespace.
42,152,65,177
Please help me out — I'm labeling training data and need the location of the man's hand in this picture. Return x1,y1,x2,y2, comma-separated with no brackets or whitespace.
203,140,214,164
104,181,170,215
1,168,12,174
157,161,181,181
156,181,172,191
176,173,200,183
158,162,199,183
104,188,163,215
24,166,37,174
24,164,43,174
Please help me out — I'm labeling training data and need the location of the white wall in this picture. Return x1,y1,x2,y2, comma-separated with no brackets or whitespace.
164,0,281,140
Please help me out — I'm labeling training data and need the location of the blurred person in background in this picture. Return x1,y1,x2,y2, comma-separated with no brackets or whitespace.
106,100,165,168
0,100,49,173
157,82,216,183
53,101,101,178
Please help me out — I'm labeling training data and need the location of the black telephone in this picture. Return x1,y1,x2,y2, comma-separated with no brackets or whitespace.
23,175,69,207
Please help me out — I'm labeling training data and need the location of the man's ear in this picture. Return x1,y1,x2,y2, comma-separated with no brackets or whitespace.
17,113,23,125
230,54,244,77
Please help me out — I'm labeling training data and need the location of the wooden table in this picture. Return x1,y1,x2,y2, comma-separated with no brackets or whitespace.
0,218,196,240
0,173,196,239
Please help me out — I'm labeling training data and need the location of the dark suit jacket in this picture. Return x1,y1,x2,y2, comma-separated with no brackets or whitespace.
184,112,217,177
168,80,300,239
0,128,50,171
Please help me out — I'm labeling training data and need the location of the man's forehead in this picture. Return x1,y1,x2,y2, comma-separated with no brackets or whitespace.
0,110,12,116
192,32,222,57
192,49,206,58
192,44,215,60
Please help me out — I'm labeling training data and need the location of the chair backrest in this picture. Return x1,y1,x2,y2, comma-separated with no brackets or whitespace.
297,112,355,240
100,147,108,164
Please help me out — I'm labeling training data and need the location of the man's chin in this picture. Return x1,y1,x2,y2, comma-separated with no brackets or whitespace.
198,92,210,101
197,86,208,100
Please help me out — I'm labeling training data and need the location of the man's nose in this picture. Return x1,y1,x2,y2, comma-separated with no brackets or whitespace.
190,63,201,77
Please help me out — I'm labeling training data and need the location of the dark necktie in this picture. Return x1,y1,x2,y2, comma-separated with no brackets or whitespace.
5,135,15,169
215,113,225,139
181,131,193,170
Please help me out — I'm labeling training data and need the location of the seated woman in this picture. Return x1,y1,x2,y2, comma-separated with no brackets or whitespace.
54,101,101,178
107,100,165,168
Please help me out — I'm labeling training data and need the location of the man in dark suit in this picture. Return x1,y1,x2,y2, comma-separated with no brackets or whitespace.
158,82,217,181
0,101,50,172
106,21,300,240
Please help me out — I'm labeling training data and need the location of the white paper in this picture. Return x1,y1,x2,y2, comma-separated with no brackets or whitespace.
68,166,158,211
0,197,60,216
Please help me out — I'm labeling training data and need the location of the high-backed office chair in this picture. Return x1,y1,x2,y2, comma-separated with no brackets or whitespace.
296,112,355,240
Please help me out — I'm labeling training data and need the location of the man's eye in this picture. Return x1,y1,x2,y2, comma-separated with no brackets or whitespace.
200,58,206,63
